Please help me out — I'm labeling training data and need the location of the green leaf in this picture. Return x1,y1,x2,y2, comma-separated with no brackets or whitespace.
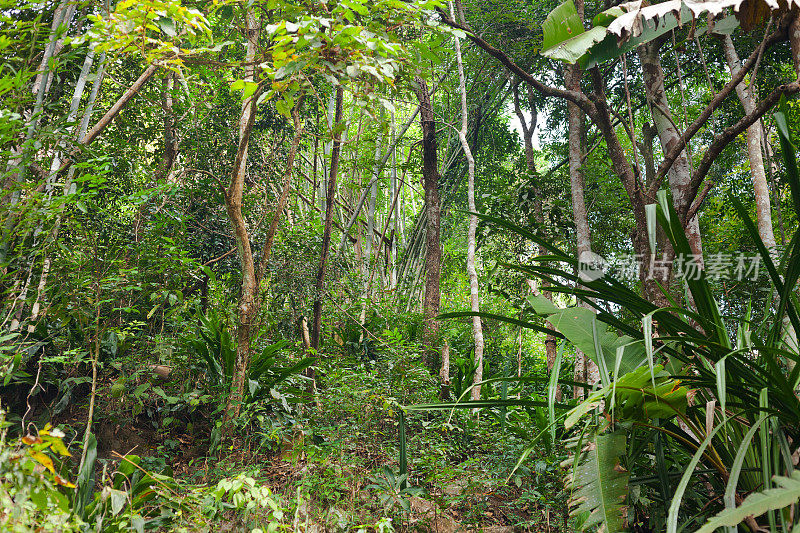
527,295,647,378
242,81,258,100
696,470,800,533
565,432,629,532
131,514,145,533
542,1,585,53
109,488,127,516
275,99,290,119
74,433,97,519
542,25,607,64
565,391,603,430
157,17,176,37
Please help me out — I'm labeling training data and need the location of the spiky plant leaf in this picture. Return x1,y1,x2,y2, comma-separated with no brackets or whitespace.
695,470,800,533
565,432,629,532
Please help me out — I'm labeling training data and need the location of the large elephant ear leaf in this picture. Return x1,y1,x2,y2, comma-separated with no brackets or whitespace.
542,0,608,64
541,0,745,68
565,432,629,532
695,470,800,533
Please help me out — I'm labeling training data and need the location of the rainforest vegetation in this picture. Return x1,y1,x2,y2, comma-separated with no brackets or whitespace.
4,0,800,531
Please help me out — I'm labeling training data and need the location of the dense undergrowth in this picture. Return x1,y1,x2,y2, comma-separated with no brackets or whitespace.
0,295,570,532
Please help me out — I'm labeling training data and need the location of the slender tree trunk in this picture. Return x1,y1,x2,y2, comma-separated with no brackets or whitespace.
390,124,398,289
565,4,599,397
223,10,260,429
337,70,450,256
319,93,336,222
721,35,776,250
258,96,305,275
357,125,383,337
724,35,797,358
310,86,345,359
366,129,381,276
414,77,442,372
1,2,71,259
28,46,98,330
450,2,485,401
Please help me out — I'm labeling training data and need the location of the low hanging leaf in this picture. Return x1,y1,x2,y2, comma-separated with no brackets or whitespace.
695,470,800,533
564,432,630,532
527,294,647,378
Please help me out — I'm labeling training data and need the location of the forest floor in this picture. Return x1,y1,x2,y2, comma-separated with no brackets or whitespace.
38,354,567,532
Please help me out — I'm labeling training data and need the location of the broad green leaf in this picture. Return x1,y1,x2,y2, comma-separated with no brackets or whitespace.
109,488,127,516
565,391,603,429
527,295,647,378
157,17,176,37
542,1,585,52
542,25,607,64
242,81,258,100
565,432,629,532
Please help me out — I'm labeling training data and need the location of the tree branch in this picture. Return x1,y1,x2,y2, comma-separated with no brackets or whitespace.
55,64,160,179
647,25,787,197
685,81,800,223
436,10,598,120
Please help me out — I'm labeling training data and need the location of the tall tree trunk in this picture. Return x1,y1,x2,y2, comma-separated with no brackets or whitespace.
319,93,336,221
414,76,442,373
390,122,399,289
357,125,383,338
223,9,260,430
566,2,599,397
721,35,776,250
32,0,76,97
310,86,345,360
638,41,704,261
724,35,797,358
450,1,485,401
29,45,98,331
1,1,72,259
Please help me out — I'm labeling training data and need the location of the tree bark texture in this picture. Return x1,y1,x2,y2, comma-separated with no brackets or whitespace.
638,41,704,260
721,35,776,250
414,76,442,373
258,96,305,277
450,1,485,401
223,10,260,428
565,5,600,396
